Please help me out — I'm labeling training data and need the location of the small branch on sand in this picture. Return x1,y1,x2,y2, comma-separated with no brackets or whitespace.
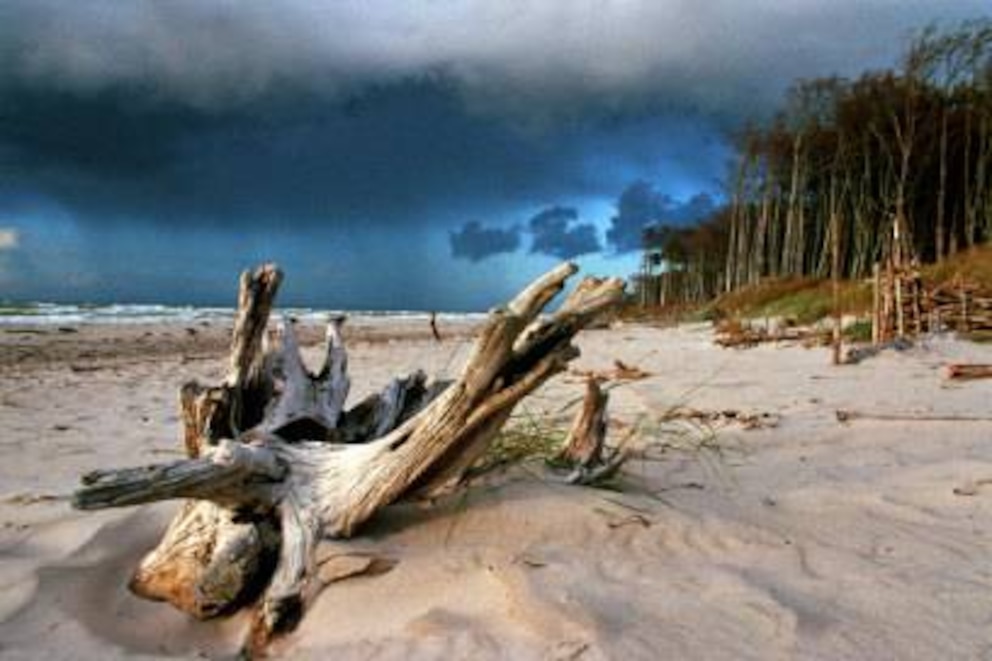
945,364,992,381
714,320,829,349
844,338,914,364
570,359,652,382
660,407,780,430
952,478,992,496
836,409,992,423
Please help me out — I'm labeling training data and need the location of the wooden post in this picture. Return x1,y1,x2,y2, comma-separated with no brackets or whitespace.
960,283,970,333
872,262,881,346
911,273,922,336
895,271,905,339
831,210,842,365
933,288,941,334
639,253,648,308
429,312,441,342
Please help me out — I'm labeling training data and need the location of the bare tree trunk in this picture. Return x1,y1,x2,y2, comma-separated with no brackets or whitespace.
963,105,974,249
736,196,752,290
973,111,989,245
830,173,843,365
766,182,782,278
893,140,914,265
726,157,748,292
872,262,881,345
936,106,949,261
752,165,771,284
783,133,804,276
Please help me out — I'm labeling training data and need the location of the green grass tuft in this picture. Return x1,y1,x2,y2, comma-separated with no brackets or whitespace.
842,319,873,342
475,410,568,476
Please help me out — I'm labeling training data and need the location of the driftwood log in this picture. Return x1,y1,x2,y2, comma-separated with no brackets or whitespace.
945,364,992,381
71,262,623,653
835,408,992,423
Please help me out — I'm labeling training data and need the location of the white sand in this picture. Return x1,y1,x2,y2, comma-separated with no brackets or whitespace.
1,322,991,659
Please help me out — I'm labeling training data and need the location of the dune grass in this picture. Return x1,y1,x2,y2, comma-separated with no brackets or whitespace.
922,244,992,291
624,243,991,328
700,278,873,325
476,411,568,475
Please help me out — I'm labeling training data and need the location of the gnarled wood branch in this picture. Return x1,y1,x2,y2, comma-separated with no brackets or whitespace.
126,265,286,620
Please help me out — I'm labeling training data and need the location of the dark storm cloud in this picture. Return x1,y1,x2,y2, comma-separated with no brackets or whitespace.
0,0,985,232
1,1,985,307
0,72,731,232
450,204,602,262
0,79,586,227
1,1,985,119
607,182,719,253
528,206,601,259
0,86,217,176
449,221,522,262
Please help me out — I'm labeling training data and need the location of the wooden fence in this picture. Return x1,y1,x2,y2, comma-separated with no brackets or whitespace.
873,266,992,343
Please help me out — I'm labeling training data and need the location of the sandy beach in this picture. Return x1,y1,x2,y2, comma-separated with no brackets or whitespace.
1,319,991,659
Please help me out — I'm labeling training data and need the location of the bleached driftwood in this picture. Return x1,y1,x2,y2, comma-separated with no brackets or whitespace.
553,377,628,485
945,364,992,381
71,262,623,653
128,264,286,619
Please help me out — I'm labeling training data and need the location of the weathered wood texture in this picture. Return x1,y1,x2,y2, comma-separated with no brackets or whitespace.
553,377,628,485
945,363,992,380
71,262,623,653
129,264,286,619
557,377,609,467
875,272,992,343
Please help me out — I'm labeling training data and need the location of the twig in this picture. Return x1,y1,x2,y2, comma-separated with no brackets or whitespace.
836,409,992,423
953,478,992,496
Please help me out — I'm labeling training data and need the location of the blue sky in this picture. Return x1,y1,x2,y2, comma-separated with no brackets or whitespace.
0,1,986,310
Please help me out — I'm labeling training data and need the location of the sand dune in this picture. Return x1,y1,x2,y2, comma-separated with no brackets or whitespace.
1,322,991,659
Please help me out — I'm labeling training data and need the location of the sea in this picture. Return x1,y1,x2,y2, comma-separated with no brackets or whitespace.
0,302,486,326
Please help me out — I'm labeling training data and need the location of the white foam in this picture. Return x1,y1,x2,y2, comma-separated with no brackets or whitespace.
0,302,487,326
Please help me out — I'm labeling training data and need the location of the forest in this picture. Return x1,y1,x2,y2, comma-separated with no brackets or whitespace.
641,19,992,306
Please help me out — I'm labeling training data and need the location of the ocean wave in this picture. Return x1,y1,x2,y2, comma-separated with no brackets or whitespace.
0,302,486,326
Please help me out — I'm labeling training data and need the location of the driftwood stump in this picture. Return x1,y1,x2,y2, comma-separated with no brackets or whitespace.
553,378,629,485
72,262,623,653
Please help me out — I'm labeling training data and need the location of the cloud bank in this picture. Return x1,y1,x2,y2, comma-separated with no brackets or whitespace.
449,186,718,263
0,1,985,306
1,0,980,236
449,221,522,262
2,1,984,119
607,183,718,253
528,206,601,259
